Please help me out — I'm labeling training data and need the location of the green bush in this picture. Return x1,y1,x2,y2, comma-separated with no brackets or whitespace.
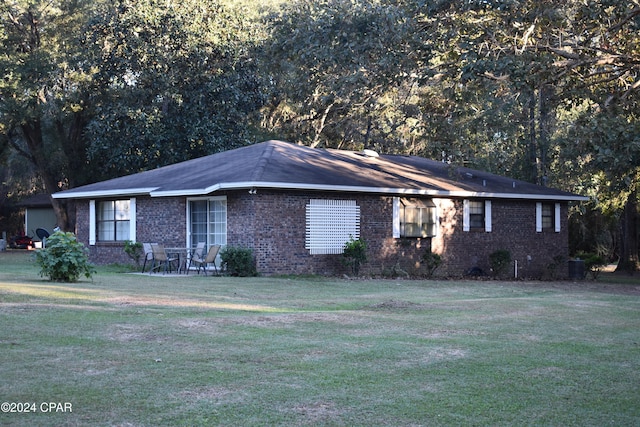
34,231,95,282
546,255,568,280
342,236,367,276
579,253,607,280
422,250,442,278
220,246,257,277
123,240,143,266
489,249,511,278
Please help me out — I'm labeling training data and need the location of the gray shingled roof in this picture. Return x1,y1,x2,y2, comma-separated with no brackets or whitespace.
19,194,53,207
52,140,587,201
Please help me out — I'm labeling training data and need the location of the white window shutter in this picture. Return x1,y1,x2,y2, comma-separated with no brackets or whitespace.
536,202,542,233
463,199,470,232
484,200,492,232
306,200,360,254
89,200,96,245
129,198,137,242
555,203,561,233
392,197,400,238
432,199,440,237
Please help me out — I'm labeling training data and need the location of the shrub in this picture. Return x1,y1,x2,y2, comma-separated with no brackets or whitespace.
123,240,143,266
34,231,95,282
580,253,607,280
220,246,257,277
546,255,568,280
342,236,367,276
489,249,511,278
422,250,442,278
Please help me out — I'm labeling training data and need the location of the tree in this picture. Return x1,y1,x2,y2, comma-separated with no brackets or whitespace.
1,0,266,230
0,0,99,230
421,0,640,270
565,105,640,272
82,0,265,179
549,2,640,271
262,0,427,151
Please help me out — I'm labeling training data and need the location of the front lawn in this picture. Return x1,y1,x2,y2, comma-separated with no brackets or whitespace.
1,251,639,426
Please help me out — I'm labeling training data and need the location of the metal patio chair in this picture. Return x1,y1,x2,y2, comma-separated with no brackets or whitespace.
141,242,156,273
191,244,221,276
150,244,178,274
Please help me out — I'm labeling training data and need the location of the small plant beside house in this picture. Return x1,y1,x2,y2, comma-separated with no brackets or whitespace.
34,231,95,282
489,249,511,278
342,236,367,276
579,253,607,280
123,240,143,266
546,255,568,280
422,250,442,278
220,246,257,277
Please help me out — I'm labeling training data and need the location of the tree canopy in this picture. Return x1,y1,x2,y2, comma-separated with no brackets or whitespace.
0,0,98,229
83,0,265,179
1,0,638,269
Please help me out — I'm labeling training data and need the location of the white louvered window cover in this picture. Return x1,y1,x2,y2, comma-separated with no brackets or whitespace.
306,199,360,255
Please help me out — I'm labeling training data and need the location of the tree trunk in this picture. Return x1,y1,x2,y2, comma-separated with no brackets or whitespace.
20,121,72,231
616,191,639,274
527,90,539,184
538,83,554,187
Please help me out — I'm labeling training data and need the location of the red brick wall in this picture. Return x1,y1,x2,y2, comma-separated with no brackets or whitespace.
76,197,186,265
75,192,570,278
225,191,401,275
432,199,569,278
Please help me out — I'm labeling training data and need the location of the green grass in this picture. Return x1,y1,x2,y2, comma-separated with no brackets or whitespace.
1,250,639,426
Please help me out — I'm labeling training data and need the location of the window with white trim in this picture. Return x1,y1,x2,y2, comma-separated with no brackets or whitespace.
392,198,437,238
96,200,132,241
536,202,561,233
89,198,136,245
463,199,492,232
306,199,360,254
187,197,227,248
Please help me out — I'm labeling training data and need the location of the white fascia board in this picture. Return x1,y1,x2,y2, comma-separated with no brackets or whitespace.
150,184,223,197
51,188,158,199
150,181,590,202
381,188,589,201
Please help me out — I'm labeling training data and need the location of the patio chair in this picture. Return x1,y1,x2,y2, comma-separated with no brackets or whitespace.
150,244,178,274
187,242,206,274
191,245,221,276
141,242,156,273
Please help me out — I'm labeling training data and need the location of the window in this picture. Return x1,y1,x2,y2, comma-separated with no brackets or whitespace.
393,198,437,238
97,200,131,241
188,197,227,248
536,202,561,233
463,200,492,232
306,199,360,254
541,203,554,230
468,201,484,229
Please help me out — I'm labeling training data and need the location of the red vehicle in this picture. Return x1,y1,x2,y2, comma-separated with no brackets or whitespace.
10,234,33,249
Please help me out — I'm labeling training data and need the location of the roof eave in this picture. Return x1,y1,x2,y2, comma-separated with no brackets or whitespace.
50,182,588,202
51,188,158,199
150,181,589,202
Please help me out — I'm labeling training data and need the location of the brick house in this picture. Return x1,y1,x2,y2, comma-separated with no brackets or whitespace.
52,140,587,277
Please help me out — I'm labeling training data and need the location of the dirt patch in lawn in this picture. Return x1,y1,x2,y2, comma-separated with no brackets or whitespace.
176,313,364,331
369,299,425,310
107,324,164,343
288,401,344,424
